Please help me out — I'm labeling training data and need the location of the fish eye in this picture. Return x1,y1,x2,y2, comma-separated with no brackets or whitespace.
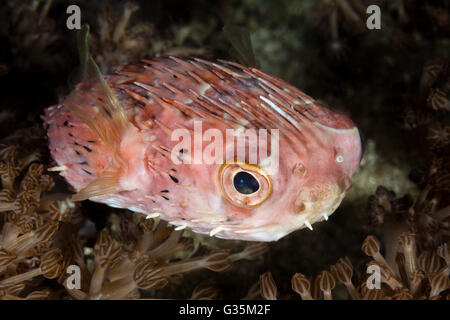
219,162,272,208
233,171,260,194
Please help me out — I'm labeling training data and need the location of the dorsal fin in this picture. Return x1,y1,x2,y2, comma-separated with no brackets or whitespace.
223,24,260,68
77,24,90,80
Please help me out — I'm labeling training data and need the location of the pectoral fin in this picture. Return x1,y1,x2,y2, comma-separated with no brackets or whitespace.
72,167,123,201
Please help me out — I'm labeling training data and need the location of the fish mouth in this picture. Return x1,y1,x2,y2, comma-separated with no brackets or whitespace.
296,190,347,228
204,194,348,242
289,181,349,230
206,223,293,242
207,181,351,242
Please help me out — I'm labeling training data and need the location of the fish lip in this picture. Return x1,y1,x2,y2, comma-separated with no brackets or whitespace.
216,187,349,241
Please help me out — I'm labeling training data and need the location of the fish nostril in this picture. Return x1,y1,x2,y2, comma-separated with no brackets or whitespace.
357,127,365,162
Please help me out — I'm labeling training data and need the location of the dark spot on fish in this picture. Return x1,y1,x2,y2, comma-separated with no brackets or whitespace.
160,190,169,193
83,145,92,153
179,149,188,154
181,218,186,220
172,74,178,79
68,133,73,137
170,168,177,172
161,195,169,201
82,169,92,175
79,161,88,165
152,200,156,203
169,174,179,183
75,151,81,156
64,120,69,126
102,105,112,118
74,142,80,146
87,140,96,143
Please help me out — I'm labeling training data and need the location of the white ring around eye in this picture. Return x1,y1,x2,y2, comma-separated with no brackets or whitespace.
336,155,344,163
219,161,273,208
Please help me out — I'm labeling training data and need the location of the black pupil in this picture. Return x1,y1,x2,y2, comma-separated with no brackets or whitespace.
233,171,260,194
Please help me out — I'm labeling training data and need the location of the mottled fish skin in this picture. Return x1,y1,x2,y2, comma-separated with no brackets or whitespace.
43,56,362,241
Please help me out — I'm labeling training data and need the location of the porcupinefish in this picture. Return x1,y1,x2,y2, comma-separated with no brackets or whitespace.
43,33,362,242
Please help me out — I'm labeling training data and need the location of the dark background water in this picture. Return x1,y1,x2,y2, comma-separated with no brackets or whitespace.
0,0,448,299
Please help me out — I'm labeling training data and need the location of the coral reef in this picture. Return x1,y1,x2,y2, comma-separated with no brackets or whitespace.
0,0,449,299
0,0,66,74
87,2,155,73
254,234,449,300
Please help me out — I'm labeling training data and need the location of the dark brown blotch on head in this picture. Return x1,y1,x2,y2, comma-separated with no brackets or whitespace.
294,201,306,214
169,174,179,183
83,145,92,153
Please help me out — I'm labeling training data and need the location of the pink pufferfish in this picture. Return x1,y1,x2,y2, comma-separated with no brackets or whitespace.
43,55,363,242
